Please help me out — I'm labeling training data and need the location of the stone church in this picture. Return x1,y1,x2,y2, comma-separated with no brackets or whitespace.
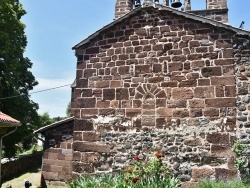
37,0,250,186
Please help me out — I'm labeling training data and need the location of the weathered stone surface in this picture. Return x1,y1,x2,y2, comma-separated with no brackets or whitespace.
215,168,238,180
192,167,215,181
76,98,96,108
172,88,194,99
211,145,235,158
74,119,93,131
207,133,230,144
73,142,112,153
194,87,214,98
205,98,236,107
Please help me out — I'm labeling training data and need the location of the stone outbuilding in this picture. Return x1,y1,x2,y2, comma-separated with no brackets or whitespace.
34,117,74,186
44,0,250,186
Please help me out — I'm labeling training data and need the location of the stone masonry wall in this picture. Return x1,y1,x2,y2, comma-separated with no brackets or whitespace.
234,36,250,177
42,139,73,186
72,7,239,183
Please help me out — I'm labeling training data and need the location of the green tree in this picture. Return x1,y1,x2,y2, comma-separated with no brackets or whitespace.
66,101,71,117
38,112,56,128
0,0,40,157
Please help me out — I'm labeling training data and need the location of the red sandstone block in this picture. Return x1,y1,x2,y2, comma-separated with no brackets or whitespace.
82,132,100,142
168,49,182,56
161,81,178,87
192,167,215,182
187,54,202,60
142,109,155,116
203,52,218,59
135,65,150,74
186,73,199,80
103,89,115,100
133,100,142,108
211,145,235,158
225,86,236,97
111,80,123,88
141,116,155,126
173,109,189,118
211,76,235,86
83,69,96,78
205,98,236,107
73,142,112,153
201,67,222,77
222,65,234,76
96,101,110,108
156,108,172,117
215,86,224,97
214,59,234,65
168,62,183,72
156,90,167,98
179,80,197,87
172,55,187,62
42,171,59,181
116,88,129,100
191,60,205,68
207,133,230,144
156,99,166,108
223,49,233,58
99,108,115,115
121,100,131,108
95,81,110,88
216,40,232,48
194,86,214,98
81,109,98,117
126,108,141,117
76,98,96,108
190,108,202,117
74,132,83,141
172,88,194,99
215,168,238,181
188,99,205,108
204,108,219,117
148,77,164,83
74,119,93,131
167,100,187,108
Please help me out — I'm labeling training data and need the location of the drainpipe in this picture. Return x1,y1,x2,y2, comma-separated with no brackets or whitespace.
0,127,18,187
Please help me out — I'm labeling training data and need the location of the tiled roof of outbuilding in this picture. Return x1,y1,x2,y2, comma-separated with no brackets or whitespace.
0,112,21,127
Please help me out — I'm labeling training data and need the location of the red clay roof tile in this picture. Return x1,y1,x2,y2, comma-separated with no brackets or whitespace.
0,112,20,126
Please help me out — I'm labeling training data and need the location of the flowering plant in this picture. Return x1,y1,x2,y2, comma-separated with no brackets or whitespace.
122,150,180,187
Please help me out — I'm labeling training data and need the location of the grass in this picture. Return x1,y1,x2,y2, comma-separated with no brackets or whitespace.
2,167,66,188
198,179,250,188
2,167,41,188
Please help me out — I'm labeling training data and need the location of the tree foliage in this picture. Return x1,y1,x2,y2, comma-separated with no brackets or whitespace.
0,0,40,157
66,102,71,117
38,112,56,128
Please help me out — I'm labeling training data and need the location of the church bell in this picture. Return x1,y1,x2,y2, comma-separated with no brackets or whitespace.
171,0,182,8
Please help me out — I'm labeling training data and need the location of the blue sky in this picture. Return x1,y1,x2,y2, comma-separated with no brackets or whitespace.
20,0,249,117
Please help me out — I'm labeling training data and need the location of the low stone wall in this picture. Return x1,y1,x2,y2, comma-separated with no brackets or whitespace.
73,119,238,183
2,151,42,182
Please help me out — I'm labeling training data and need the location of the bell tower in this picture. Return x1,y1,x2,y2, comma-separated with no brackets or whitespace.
115,0,133,19
185,0,228,23
207,0,227,10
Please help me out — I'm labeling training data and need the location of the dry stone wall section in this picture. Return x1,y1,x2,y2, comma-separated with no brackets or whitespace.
71,8,240,182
